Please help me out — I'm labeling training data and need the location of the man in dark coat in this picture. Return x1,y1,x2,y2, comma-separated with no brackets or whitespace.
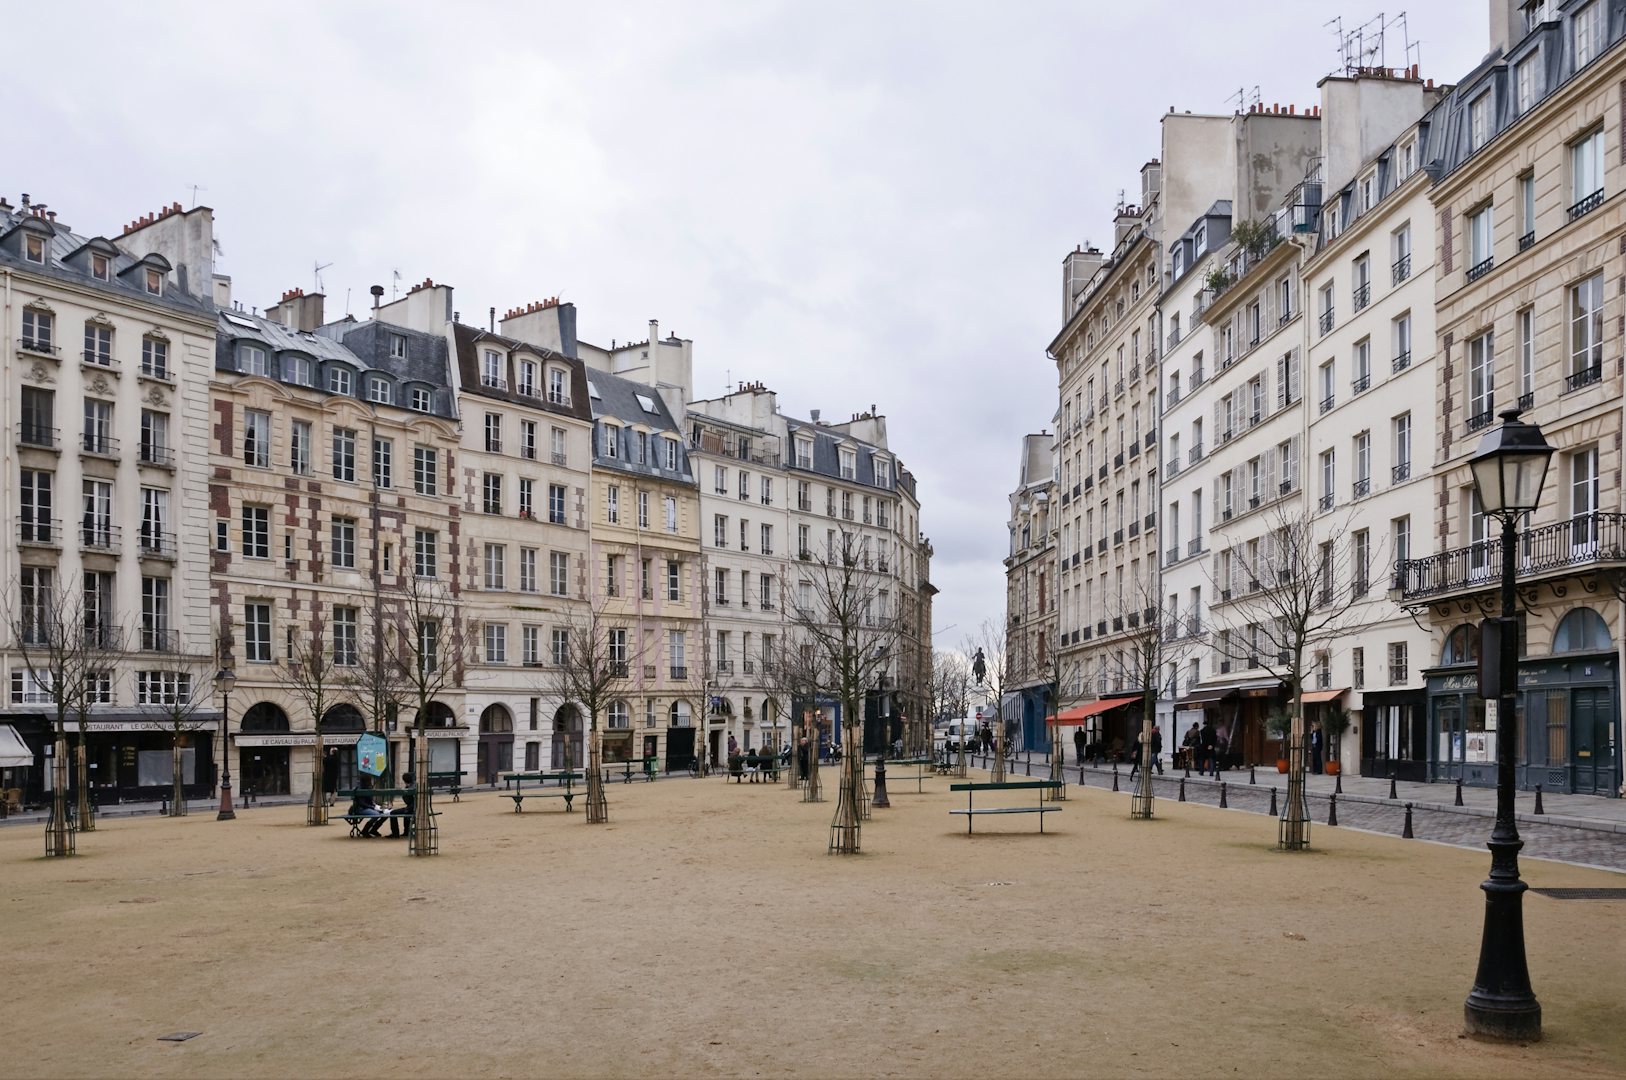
1072,727,1086,766
1199,720,1217,776
389,772,416,838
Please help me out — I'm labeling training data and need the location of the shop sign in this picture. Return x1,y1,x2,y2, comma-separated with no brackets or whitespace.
85,720,219,733
234,733,365,748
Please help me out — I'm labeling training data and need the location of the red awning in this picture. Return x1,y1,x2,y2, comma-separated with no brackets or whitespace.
1300,688,1348,704
1046,695,1140,725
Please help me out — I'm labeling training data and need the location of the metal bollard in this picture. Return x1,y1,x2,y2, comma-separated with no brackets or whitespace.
1334,771,1343,795
1079,763,1087,786
1249,765,1257,786
1112,765,1119,792
1184,763,1191,779
160,794,170,816
1328,792,1338,827
1219,781,1228,809
1178,776,1186,802
1402,802,1414,838
1454,777,1464,807
1268,787,1277,816
1533,784,1545,815
1388,777,1398,800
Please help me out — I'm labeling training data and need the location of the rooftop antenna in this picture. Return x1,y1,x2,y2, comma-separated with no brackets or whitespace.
344,287,352,318
391,269,402,300
189,183,206,207
314,260,333,294
1227,85,1261,112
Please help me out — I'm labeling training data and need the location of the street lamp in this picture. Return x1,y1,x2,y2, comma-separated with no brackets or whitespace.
215,666,237,821
1464,407,1552,1042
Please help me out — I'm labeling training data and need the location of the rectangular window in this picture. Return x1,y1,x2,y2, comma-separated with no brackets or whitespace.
519,548,538,593
485,413,502,454
667,560,681,601
372,438,393,488
1468,332,1495,421
334,607,358,666
761,476,773,505
606,485,619,524
366,378,392,405
1393,515,1411,567
482,349,505,390
284,355,312,386
244,409,271,468
1519,308,1536,398
1469,93,1491,151
331,517,356,569
240,345,268,376
21,308,53,351
517,360,537,397
602,424,619,458
328,367,353,395
1469,204,1494,269
414,447,438,496
714,514,727,547
549,551,569,596
522,626,541,666
290,419,311,475
1575,0,1604,67
638,490,649,529
664,438,678,470
332,428,356,482
485,624,507,664
1516,55,1539,113
547,367,568,406
136,671,192,707
551,426,567,465
551,629,570,667
549,484,567,525
520,419,537,460
245,602,272,662
141,336,169,379
484,473,503,515
1571,129,1605,207
242,505,270,559
414,529,438,578
20,469,52,543
1569,272,1605,379
1519,173,1536,245
484,543,506,590
1352,339,1371,391
1319,450,1335,506
1393,414,1412,479
518,478,534,519
1393,313,1412,370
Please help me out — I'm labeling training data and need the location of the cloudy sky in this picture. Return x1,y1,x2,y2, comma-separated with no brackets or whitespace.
12,0,1488,647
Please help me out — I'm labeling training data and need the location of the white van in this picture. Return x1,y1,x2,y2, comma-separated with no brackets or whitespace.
935,718,982,753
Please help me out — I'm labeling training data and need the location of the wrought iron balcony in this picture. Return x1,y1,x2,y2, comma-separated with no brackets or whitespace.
1568,188,1604,221
20,336,57,356
1318,309,1333,335
138,442,174,467
670,665,688,680
1466,256,1494,282
1166,457,1181,477
1465,407,1496,435
1518,231,1535,252
1516,391,1534,411
19,518,57,545
1565,364,1603,393
1319,395,1334,416
140,627,180,653
81,523,121,552
1392,350,1411,373
17,423,57,449
1351,374,1371,394
1166,547,1180,565
1317,493,1333,512
1391,462,1411,483
1191,366,1206,387
1394,512,1626,601
1187,539,1203,557
1189,442,1203,464
1352,283,1371,311
1353,477,1371,498
1391,254,1411,284
137,529,177,558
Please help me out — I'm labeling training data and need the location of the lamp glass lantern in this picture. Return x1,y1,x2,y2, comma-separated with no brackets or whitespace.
1468,410,1554,519
214,667,237,698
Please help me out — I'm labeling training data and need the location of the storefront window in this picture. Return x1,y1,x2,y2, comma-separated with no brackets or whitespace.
137,748,195,787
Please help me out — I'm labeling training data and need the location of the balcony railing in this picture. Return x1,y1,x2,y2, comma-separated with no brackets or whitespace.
670,665,688,680
1352,282,1371,311
1395,512,1626,600
137,529,177,557
1353,477,1371,498
1317,493,1333,512
140,627,180,653
138,442,174,467
1391,254,1411,284
1391,462,1411,483
716,659,734,674
1187,539,1202,557
1166,547,1180,565
81,523,121,552
1319,395,1334,416
1565,364,1603,393
1189,442,1203,464
1392,351,1411,373
17,423,57,449
1318,309,1333,335
19,518,57,545
481,374,508,391
1192,366,1206,387
1465,407,1496,435
1166,457,1182,477
81,432,120,457
1389,663,1409,685
20,337,57,356
1351,373,1371,394
1516,391,1534,411
1466,256,1494,282
1518,231,1535,252
82,349,116,367
1568,188,1604,221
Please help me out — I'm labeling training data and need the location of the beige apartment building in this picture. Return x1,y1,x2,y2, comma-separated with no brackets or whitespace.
1003,431,1057,749
1396,0,1626,797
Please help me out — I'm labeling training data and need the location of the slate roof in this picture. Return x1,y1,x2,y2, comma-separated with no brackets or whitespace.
215,311,457,419
784,418,895,492
449,322,591,423
587,368,694,484
0,210,213,319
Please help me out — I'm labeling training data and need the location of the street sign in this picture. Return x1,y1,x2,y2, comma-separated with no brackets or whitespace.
356,733,388,776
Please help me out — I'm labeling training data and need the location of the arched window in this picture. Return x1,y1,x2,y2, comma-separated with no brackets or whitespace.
319,704,364,732
607,701,630,729
1441,624,1480,665
553,704,581,732
240,702,290,732
422,701,456,728
669,700,691,727
1552,608,1612,653
479,703,514,733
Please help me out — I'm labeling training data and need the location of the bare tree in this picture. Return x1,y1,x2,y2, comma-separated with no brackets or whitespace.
385,571,468,855
762,627,826,797
147,647,216,818
1206,505,1364,849
1106,574,1193,820
280,610,343,826
346,606,411,778
788,529,898,854
8,575,102,853
536,599,640,824
931,650,971,729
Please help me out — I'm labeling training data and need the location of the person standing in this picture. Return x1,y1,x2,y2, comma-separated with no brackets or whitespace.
1150,723,1164,775
1073,727,1086,766
389,772,416,838
1309,719,1325,775
1199,720,1217,777
1181,722,1200,772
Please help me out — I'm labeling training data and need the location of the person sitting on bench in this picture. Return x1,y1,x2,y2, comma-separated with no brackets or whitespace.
349,788,386,838
389,773,417,838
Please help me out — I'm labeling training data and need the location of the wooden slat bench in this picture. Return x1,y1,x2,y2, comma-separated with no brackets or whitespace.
949,780,1063,834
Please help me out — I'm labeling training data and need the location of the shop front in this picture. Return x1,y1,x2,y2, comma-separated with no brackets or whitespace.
1174,678,1284,768
15,714,224,806
1359,688,1428,782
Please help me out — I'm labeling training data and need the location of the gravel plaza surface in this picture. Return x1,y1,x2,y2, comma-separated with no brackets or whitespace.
4,768,1624,1080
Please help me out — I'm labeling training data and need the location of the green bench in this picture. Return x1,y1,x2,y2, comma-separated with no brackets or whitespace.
502,771,583,812
883,758,933,794
603,758,658,784
949,780,1063,834
336,788,441,837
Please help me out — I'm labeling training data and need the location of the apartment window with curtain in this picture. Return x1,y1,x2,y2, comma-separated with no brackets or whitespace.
1574,0,1604,67
1467,332,1495,425
1570,128,1604,215
1392,413,1412,482
1518,308,1535,403
1568,273,1605,384
1468,204,1494,275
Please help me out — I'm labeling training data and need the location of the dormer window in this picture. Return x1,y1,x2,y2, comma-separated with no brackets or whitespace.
1468,92,1492,152
794,437,813,469
91,253,111,281
547,367,569,406
518,359,537,397
409,386,432,412
23,234,45,264
1359,174,1375,213
328,367,353,395
839,448,857,480
145,267,163,296
874,458,892,488
367,377,393,405
240,344,268,377
1193,224,1207,254
602,423,620,458
481,349,506,391
389,333,407,359
283,355,313,386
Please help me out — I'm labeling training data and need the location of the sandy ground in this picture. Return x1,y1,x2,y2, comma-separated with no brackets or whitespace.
4,770,1625,1080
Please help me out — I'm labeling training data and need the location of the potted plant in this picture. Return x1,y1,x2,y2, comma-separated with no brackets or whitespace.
1204,267,1232,293
1322,703,1351,776
1264,708,1292,772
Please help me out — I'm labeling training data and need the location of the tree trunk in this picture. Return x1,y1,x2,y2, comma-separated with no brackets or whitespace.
1280,673,1311,850
827,717,860,854
991,713,1006,783
308,731,328,826
802,719,822,803
584,725,608,824
172,737,188,817
75,738,94,831
409,728,437,854
47,734,73,856
1131,697,1155,819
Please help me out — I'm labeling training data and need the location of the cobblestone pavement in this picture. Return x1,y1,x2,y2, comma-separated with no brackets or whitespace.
978,754,1626,873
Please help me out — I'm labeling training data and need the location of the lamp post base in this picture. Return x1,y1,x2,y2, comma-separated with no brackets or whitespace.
1464,998,1542,1042
217,781,236,821
1464,850,1540,1041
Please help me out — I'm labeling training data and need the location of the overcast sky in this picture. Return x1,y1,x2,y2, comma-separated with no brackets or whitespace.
12,0,1489,651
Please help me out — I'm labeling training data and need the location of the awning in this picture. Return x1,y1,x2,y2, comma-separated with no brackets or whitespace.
0,724,32,768
1300,688,1348,704
1047,696,1139,725
1175,677,1284,707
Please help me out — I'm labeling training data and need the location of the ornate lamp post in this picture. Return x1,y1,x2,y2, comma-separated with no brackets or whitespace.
1463,408,1551,1041
215,666,237,821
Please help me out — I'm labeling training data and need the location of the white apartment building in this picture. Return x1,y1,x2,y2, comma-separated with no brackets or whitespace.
0,198,221,806
1004,431,1057,749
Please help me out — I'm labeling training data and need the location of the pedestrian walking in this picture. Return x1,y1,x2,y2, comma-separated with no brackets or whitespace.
1199,720,1216,777
1181,722,1200,772
1309,719,1324,775
1150,723,1164,774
